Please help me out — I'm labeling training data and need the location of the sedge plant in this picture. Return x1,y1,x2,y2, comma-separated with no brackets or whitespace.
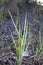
34,41,43,65
35,42,43,60
34,29,43,65
8,10,29,65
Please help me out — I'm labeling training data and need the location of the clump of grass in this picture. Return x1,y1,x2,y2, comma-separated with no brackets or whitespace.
33,41,43,65
8,10,29,65
35,42,43,60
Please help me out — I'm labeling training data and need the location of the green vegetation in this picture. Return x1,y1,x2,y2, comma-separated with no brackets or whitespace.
35,42,43,60
8,10,29,65
0,42,2,48
0,11,4,21
0,0,43,65
33,41,43,65
0,0,42,21
0,0,9,21
34,1,41,19
0,0,8,4
16,0,21,4
16,10,19,30
8,9,43,65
